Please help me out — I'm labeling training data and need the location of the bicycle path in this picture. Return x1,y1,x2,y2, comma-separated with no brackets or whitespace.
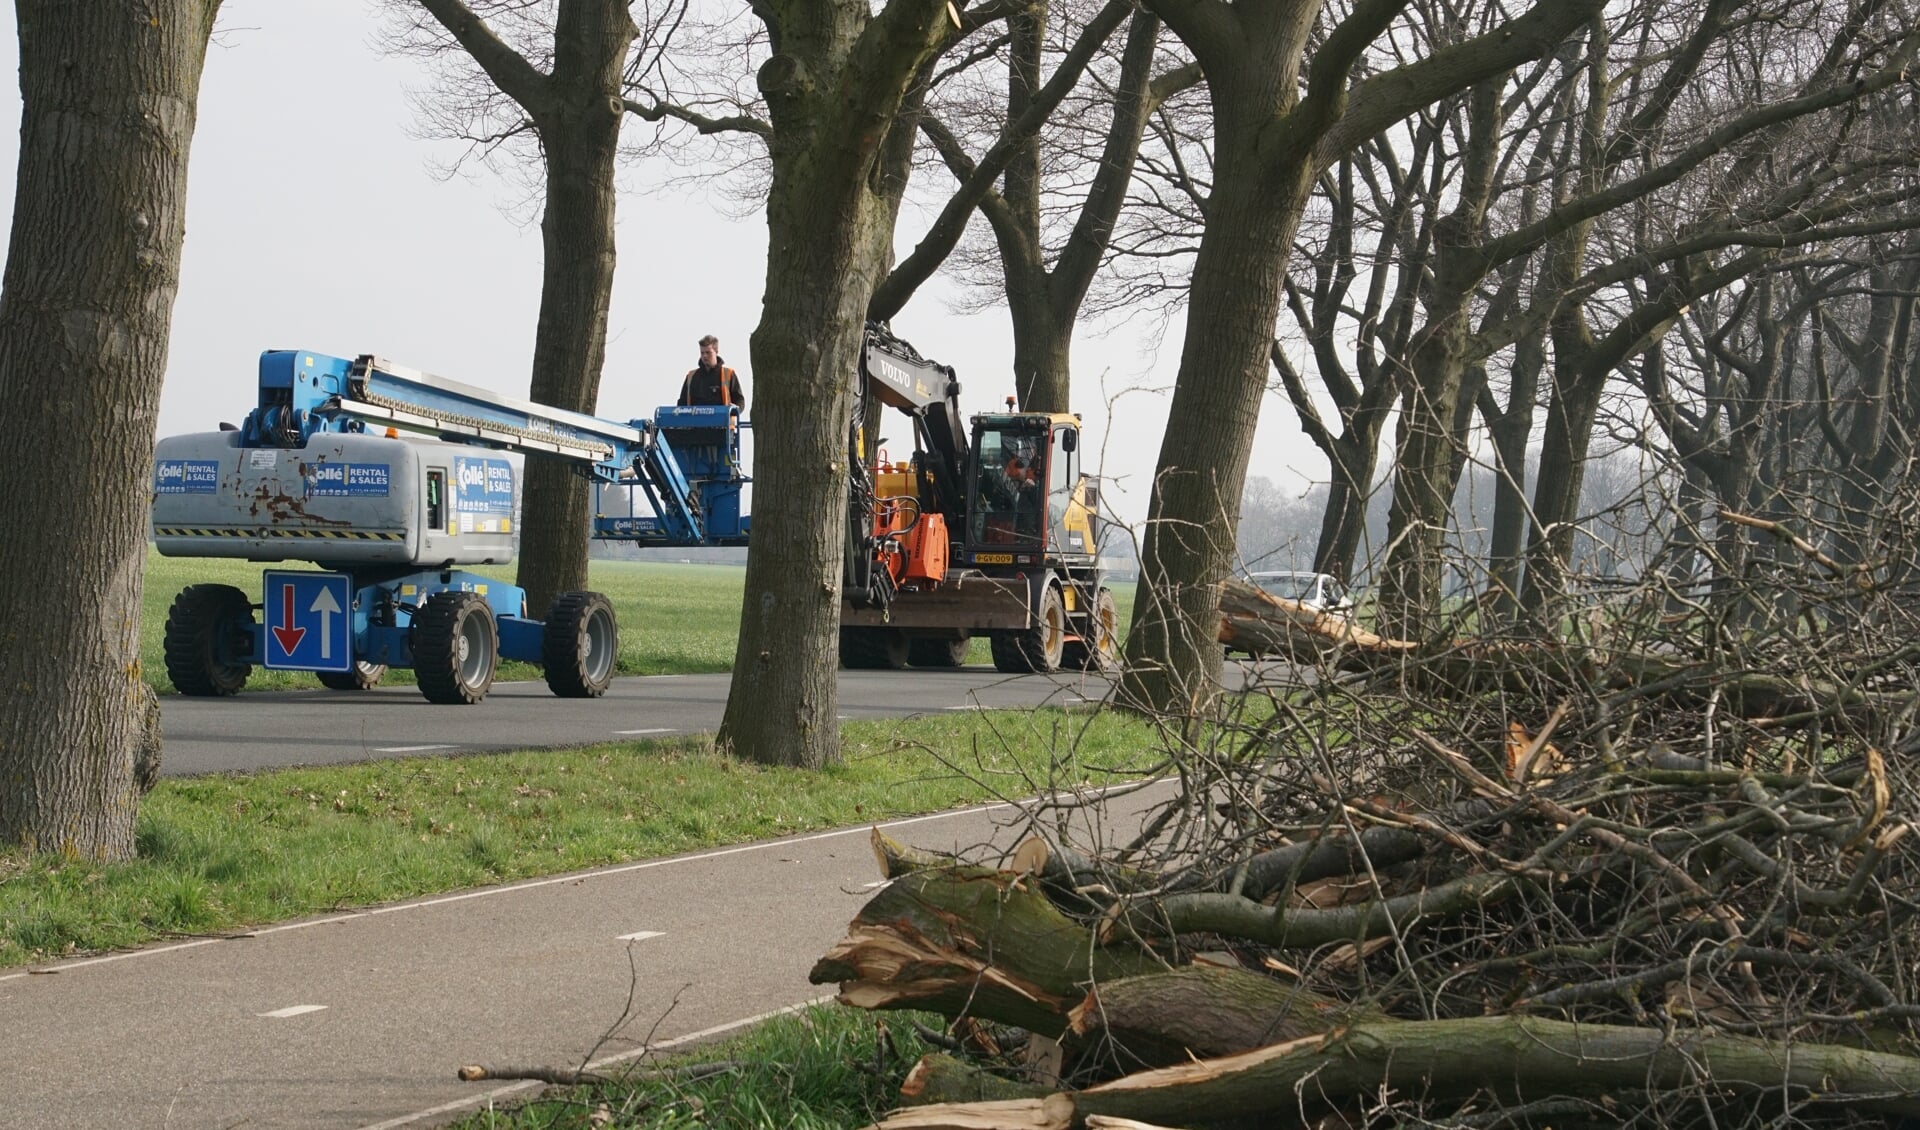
4,782,1169,1129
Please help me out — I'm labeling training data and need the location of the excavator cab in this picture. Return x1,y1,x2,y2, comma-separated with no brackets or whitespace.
970,421,1050,552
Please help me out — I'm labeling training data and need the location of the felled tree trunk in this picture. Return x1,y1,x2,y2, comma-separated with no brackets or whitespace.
1215,578,1415,664
1066,964,1384,1068
809,867,1167,1037
872,1017,1920,1129
819,864,1376,1058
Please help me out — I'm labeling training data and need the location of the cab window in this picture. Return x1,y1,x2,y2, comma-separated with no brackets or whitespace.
970,429,1046,548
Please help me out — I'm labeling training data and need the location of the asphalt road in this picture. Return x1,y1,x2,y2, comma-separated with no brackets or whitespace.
5,778,1177,1129
159,666,1121,776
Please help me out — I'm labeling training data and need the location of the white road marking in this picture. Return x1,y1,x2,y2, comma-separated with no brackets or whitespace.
612,728,674,735
259,1004,328,1019
944,704,988,711
616,930,665,942
374,744,454,753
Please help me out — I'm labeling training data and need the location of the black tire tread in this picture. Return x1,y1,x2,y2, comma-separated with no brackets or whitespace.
413,592,497,705
991,586,1065,674
163,584,253,696
840,627,909,670
543,590,618,698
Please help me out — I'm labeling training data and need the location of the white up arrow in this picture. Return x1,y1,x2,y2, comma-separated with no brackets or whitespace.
309,585,343,661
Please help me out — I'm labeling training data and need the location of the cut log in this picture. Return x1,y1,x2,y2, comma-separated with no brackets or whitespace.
809,868,1168,1036
899,1053,1052,1106
1069,1017,1920,1126
877,1018,1920,1128
866,1094,1072,1129
1066,964,1382,1068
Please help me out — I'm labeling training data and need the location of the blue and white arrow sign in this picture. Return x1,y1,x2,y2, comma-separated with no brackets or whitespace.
262,570,352,673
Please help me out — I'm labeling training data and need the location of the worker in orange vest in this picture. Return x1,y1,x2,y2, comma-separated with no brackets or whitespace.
678,334,748,413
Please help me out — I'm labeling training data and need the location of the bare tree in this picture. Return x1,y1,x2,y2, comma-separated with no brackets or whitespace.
1116,0,1606,713
391,1,640,619
871,3,1198,414
622,0,1009,767
0,0,222,858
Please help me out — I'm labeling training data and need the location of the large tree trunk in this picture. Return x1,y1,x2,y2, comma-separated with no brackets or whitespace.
0,0,219,858
1483,328,1545,622
1120,159,1309,713
876,1018,1920,1128
718,1,950,767
510,1,633,618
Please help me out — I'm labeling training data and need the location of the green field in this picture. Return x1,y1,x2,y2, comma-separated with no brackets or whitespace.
142,550,1133,694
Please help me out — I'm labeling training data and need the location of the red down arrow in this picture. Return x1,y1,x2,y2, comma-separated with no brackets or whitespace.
271,582,306,655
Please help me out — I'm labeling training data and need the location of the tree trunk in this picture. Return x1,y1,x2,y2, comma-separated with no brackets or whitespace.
1120,163,1309,714
1519,357,1606,617
880,1018,1920,1128
0,0,219,858
719,2,950,767
810,867,1167,1036
511,1,633,618
1069,964,1384,1068
1380,306,1473,639
1483,328,1546,622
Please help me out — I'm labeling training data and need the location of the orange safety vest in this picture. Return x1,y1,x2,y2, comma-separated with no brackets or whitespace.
681,365,736,409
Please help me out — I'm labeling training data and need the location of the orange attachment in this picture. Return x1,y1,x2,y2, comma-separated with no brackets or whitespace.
904,513,948,585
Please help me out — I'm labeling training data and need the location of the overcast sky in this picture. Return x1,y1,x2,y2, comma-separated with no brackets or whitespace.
0,0,1328,533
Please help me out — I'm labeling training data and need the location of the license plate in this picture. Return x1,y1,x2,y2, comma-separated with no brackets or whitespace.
975,552,1013,564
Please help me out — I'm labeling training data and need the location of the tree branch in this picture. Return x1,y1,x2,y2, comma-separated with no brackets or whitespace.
1319,0,1604,162
416,0,556,118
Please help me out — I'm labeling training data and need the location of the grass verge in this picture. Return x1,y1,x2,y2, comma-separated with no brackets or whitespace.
451,1003,945,1130
0,708,1159,968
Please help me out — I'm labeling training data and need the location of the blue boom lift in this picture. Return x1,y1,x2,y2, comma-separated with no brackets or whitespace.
151,349,751,704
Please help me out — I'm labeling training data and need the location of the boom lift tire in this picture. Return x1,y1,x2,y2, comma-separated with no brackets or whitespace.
163,584,255,696
318,661,387,691
543,590,618,698
1063,586,1118,672
991,584,1066,674
413,591,498,705
907,635,970,668
840,627,909,670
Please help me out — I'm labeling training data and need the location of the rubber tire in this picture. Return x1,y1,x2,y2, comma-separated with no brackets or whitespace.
543,591,618,698
840,627,909,670
318,661,387,691
412,591,498,705
1063,587,1118,672
991,585,1066,674
907,635,970,669
163,584,255,696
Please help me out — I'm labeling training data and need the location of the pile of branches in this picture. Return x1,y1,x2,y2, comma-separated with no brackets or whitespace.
812,571,1920,1129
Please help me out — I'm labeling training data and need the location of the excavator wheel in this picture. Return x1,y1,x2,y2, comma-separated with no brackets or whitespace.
907,635,970,668
839,627,909,670
163,584,255,696
543,591,619,698
412,591,498,705
991,585,1066,674
318,661,387,691
1062,587,1118,672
